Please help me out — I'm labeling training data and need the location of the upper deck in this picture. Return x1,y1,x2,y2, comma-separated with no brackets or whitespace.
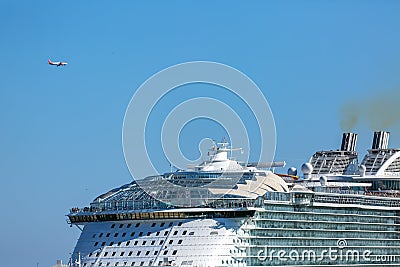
305,131,400,182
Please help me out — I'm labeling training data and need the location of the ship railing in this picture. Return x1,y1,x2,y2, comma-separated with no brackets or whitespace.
314,187,365,195
313,193,400,207
70,197,256,214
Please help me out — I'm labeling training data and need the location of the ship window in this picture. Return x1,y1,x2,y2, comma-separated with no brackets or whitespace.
114,262,118,266
156,232,160,236
96,252,100,257
151,223,156,227
122,233,126,237
101,242,106,246
178,240,183,244
151,240,155,245
106,263,110,266
178,222,183,226
135,223,140,228
112,252,116,256
119,224,123,228
130,232,135,237
130,263,134,266
127,224,132,228
120,252,124,256
142,241,146,245
136,251,141,256
111,224,115,228
182,230,187,235
160,222,165,227
154,250,158,255
168,222,173,227
92,234,96,238
94,242,98,246
104,252,108,257
139,232,143,236
145,251,150,255
118,242,121,246
114,233,119,237
173,231,178,235
106,233,110,237
134,241,138,245
147,232,151,236
89,253,93,257
172,250,177,255
128,251,133,256
163,250,168,255
159,240,164,245
99,233,104,237
164,231,169,236
109,242,114,246
126,241,130,246
169,240,173,244
189,232,194,235
123,262,127,266
140,263,144,266
158,261,162,266
83,264,87,267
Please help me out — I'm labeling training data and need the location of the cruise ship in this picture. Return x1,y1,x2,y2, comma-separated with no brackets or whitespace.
67,131,400,266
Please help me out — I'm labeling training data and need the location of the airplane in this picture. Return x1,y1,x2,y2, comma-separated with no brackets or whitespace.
48,59,68,67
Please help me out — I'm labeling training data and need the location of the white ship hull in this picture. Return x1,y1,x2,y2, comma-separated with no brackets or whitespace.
72,217,247,267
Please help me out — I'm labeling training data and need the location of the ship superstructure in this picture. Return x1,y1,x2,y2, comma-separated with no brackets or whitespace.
68,133,400,266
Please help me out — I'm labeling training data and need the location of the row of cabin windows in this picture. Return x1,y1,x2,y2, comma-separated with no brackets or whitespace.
89,249,178,258
106,221,183,231
93,238,183,249
92,221,186,238
94,239,168,248
222,260,247,264
93,230,169,242
172,230,194,236
85,259,177,266
85,261,147,266
110,223,134,229
93,229,193,246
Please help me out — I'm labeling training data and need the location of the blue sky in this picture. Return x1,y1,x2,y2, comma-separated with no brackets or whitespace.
1,1,400,266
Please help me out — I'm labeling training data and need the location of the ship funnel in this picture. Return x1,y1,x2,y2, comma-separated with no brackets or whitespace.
372,131,390,150
341,132,358,151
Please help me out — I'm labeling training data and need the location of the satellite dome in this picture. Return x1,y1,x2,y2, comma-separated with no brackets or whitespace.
358,165,366,177
288,167,297,176
320,176,328,186
301,163,313,175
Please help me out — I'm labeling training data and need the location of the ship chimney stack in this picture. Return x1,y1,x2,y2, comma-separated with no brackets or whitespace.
341,132,358,151
372,131,390,150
